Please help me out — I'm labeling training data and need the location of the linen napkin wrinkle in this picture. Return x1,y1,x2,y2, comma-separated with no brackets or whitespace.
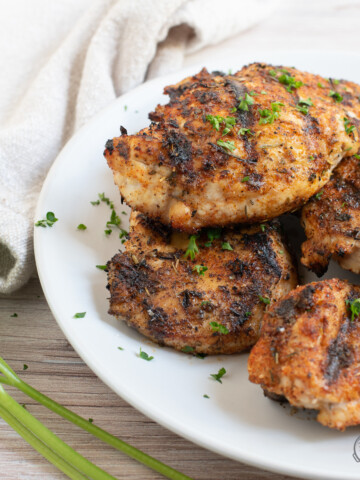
0,0,279,294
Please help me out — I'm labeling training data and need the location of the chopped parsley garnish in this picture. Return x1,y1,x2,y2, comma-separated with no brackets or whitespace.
98,193,114,209
260,224,266,232
221,242,233,251
296,98,313,115
315,190,324,200
258,102,284,125
346,298,360,321
90,200,100,206
210,367,227,383
237,93,255,111
270,70,303,92
209,322,229,334
217,139,236,152
331,78,340,85
77,224,87,230
309,155,314,160
74,312,86,318
107,209,121,229
117,347,124,351
10,313,18,318
35,212,58,228
181,346,194,353
317,82,324,88
354,154,360,160
278,73,303,92
261,90,267,94
193,264,208,276
124,105,128,111
206,115,236,135
238,127,254,136
344,117,356,136
96,265,107,270
138,348,154,361
204,228,222,247
104,229,112,236
241,176,250,182
203,394,210,399
184,235,199,260
88,418,94,423
23,364,28,371
259,295,270,305
329,90,343,103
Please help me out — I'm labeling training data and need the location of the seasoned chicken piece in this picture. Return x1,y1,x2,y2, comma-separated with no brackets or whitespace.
301,155,360,275
106,211,297,355
105,63,360,232
248,279,360,430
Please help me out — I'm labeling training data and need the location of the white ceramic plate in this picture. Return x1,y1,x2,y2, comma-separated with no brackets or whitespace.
35,51,360,480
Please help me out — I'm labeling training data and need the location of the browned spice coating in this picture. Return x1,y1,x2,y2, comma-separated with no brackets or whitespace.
105,63,360,232
248,279,360,430
107,211,297,355
301,155,360,275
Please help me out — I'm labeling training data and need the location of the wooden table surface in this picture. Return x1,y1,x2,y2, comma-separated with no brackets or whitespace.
1,1,360,478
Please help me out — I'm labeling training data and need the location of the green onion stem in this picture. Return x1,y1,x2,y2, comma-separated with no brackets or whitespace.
0,356,192,480
0,385,116,480
0,403,88,480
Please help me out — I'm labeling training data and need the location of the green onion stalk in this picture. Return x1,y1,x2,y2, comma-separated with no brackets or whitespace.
0,356,192,480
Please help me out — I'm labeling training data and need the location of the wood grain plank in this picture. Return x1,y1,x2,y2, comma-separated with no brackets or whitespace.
0,278,294,479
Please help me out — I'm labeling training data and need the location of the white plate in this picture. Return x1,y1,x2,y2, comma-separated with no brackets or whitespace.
35,50,360,480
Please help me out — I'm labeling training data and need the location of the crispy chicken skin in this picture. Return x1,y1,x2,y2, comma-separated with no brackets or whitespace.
301,156,360,275
106,211,297,355
105,63,360,232
248,279,360,430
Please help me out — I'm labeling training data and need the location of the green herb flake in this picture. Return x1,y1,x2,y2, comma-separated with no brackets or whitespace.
210,367,227,384
96,265,107,270
203,394,210,399
88,418,94,423
315,190,324,200
261,90,267,94
217,139,236,152
35,212,58,228
23,364,28,371
296,97,313,115
278,73,304,92
269,70,277,77
346,298,360,321
181,346,194,353
124,105,128,111
354,154,360,160
184,234,199,260
74,312,86,318
206,115,236,135
139,348,154,361
258,102,284,125
104,229,112,236
193,264,208,276
329,90,343,103
344,117,356,136
221,242,233,251
259,295,270,305
309,155,314,161
209,321,229,334
77,224,87,230
317,82,324,88
10,313,18,318
204,228,222,247
238,128,254,136
260,224,266,232
238,93,255,111
117,347,124,351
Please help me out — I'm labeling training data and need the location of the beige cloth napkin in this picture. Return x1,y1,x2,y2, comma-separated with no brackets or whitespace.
0,0,280,294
